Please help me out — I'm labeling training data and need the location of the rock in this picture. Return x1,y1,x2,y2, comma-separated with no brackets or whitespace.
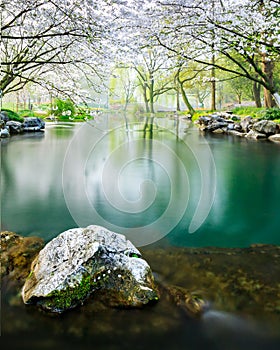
246,130,267,139
234,123,243,131
206,121,228,131
268,134,280,143
0,111,9,122
212,128,225,134
198,116,212,126
227,123,235,130
23,117,45,131
162,284,209,318
1,231,44,284
0,128,10,138
22,225,159,313
227,130,246,137
6,121,23,134
240,116,253,132
252,120,278,136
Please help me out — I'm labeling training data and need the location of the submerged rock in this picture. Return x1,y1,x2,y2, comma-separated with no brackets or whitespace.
22,225,159,313
161,284,209,318
1,231,44,284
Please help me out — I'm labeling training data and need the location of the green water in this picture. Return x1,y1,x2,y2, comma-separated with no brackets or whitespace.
1,114,280,247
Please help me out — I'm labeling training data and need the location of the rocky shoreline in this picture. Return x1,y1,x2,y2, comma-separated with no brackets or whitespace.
0,111,45,138
196,112,280,142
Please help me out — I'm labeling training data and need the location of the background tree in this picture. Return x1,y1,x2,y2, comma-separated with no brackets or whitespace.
0,0,111,102
144,0,280,107
133,47,174,113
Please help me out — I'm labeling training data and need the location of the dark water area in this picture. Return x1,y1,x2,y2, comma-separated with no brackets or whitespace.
1,113,280,349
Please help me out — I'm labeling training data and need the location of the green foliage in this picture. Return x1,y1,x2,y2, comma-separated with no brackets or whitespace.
0,108,24,122
262,108,280,121
231,106,265,118
232,107,280,121
17,109,35,117
52,98,75,119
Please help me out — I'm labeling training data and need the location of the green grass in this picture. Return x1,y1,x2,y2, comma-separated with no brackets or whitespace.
231,106,265,118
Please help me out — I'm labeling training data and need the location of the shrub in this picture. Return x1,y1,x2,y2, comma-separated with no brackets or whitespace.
52,98,75,119
262,108,280,121
0,108,24,122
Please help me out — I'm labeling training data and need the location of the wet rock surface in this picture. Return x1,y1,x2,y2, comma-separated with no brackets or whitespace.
1,231,44,285
22,225,159,313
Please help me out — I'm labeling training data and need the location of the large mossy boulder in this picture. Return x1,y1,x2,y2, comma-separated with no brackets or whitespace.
22,225,159,313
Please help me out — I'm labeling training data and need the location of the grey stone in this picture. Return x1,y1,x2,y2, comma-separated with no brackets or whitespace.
268,134,280,143
0,128,10,138
206,121,229,131
252,120,278,136
227,130,246,137
198,116,211,125
234,123,243,131
22,225,159,313
212,128,225,134
246,130,267,139
23,117,45,131
240,116,253,132
6,121,23,134
227,123,235,130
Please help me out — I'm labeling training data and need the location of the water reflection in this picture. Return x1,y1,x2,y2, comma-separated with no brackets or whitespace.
1,114,280,247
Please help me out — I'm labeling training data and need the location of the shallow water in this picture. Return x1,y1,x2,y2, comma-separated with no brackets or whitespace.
2,244,280,350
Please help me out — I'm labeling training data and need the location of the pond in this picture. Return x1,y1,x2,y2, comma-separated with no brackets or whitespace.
1,113,280,349
1,113,280,247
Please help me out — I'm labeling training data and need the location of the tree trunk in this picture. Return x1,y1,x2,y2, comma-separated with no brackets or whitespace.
149,78,155,113
237,93,242,105
262,54,276,108
211,54,216,111
142,84,150,113
176,89,180,111
253,81,262,107
179,81,195,116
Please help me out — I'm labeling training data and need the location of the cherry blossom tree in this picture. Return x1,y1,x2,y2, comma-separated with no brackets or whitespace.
145,0,280,107
0,0,112,102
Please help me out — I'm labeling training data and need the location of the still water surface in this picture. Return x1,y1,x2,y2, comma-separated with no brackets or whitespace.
1,113,280,247
1,114,280,350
